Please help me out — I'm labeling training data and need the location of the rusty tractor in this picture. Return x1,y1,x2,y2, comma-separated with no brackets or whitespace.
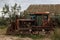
6,12,55,35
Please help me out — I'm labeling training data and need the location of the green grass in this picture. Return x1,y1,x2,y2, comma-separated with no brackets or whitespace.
51,27,60,40
0,25,60,40
15,27,60,40
0,25,7,29
14,34,45,39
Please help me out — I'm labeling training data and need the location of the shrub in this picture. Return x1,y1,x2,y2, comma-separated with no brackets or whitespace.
51,15,60,27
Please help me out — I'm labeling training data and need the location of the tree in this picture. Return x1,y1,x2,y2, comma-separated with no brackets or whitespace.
11,3,21,20
2,4,9,19
2,3,21,20
1,3,21,25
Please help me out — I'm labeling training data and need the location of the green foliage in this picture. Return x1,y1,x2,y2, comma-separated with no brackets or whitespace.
11,3,21,20
51,15,60,27
1,3,21,25
0,26,7,29
0,19,7,26
2,4,9,15
23,11,29,19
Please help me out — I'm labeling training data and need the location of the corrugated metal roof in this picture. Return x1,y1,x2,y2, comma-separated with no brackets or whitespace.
26,4,60,14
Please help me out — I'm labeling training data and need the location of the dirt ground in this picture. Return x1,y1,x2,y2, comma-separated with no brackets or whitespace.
0,35,33,40
0,28,32,40
0,28,52,40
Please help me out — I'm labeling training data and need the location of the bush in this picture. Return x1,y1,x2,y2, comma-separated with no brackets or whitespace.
51,15,60,27
0,18,8,26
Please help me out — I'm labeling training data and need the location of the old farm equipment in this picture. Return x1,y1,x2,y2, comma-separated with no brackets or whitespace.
6,12,55,34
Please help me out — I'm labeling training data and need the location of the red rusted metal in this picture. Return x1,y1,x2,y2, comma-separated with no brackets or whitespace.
6,12,55,35
30,12,49,15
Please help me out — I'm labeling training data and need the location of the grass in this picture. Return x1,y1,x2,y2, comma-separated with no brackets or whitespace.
0,25,60,40
0,25,45,39
51,27,60,40
0,25,7,34
14,34,45,39
0,25,7,29
16,27,60,40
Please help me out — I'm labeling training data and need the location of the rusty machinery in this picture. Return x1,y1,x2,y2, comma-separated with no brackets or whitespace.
6,12,55,34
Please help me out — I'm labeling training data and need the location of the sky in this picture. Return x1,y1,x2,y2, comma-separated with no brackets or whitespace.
0,0,60,11
0,0,60,17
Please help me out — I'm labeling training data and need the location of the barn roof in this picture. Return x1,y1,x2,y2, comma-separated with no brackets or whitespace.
26,4,60,14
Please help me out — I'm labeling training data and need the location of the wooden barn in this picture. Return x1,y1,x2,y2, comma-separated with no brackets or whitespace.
22,4,60,27
24,4,60,17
